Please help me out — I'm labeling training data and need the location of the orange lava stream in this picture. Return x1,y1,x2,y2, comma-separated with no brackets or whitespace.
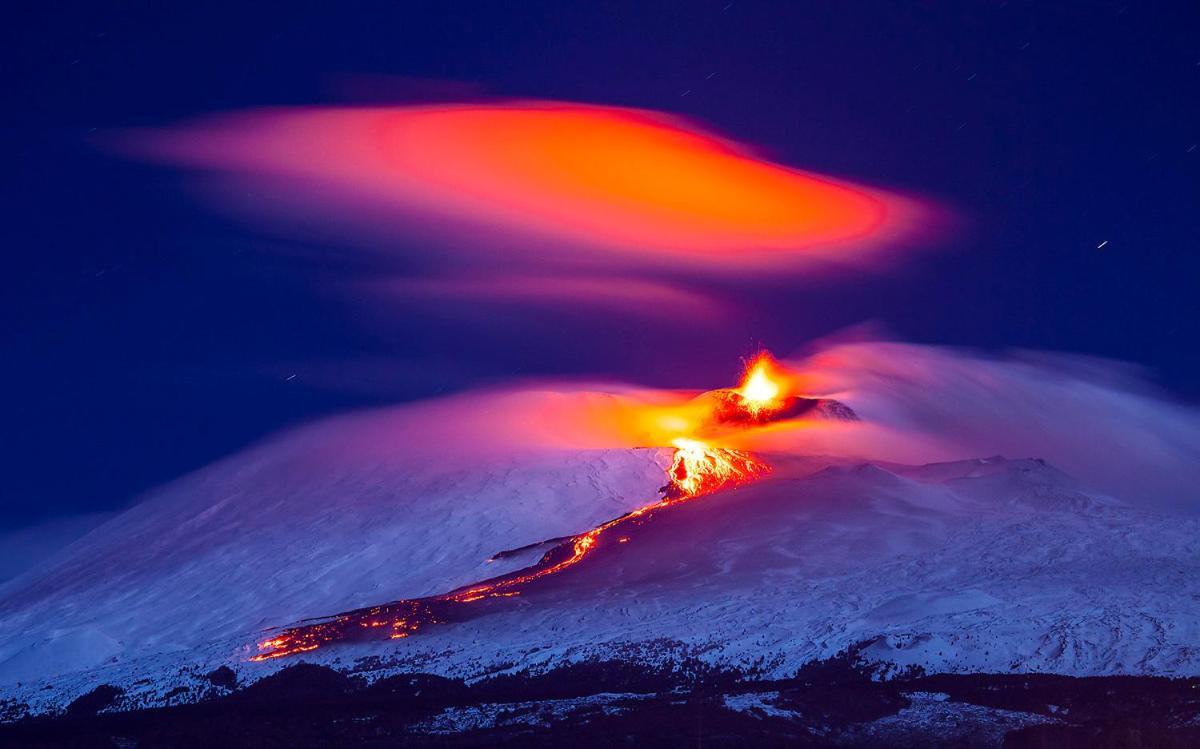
250,440,768,661
249,355,795,661
447,439,767,602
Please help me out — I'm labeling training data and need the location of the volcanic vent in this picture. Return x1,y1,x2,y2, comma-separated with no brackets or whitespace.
697,351,860,427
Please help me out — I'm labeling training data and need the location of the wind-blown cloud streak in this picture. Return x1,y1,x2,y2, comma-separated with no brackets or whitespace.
232,340,1199,514
768,341,1200,511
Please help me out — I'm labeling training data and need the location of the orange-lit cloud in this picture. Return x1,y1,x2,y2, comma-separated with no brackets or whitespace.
121,101,927,271
291,341,1199,513
375,273,726,321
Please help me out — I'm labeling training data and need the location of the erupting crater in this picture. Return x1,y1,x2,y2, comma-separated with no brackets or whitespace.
702,351,860,427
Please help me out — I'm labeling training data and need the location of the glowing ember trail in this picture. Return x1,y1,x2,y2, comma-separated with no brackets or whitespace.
250,438,768,661
665,438,763,499
249,353,843,661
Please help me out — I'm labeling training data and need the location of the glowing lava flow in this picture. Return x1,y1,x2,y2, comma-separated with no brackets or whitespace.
247,353,833,661
665,438,764,499
249,439,768,661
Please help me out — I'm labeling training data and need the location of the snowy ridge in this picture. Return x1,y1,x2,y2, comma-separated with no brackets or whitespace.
0,427,671,685
1,436,1198,717
378,454,1197,681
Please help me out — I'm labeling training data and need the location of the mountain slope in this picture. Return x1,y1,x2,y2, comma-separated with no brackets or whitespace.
0,411,671,684
1,422,1197,717
345,454,1198,680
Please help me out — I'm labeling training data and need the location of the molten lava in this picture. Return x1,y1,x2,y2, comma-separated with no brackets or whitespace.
250,439,767,661
665,438,765,499
735,352,789,417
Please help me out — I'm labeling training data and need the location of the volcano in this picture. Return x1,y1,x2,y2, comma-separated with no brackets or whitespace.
1,364,1198,739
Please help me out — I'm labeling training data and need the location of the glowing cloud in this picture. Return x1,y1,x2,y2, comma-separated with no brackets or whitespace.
377,273,726,321
122,101,925,269
300,342,1200,513
723,342,1200,511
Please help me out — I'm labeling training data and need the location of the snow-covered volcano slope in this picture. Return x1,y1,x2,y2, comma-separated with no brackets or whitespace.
2,421,1198,715
260,453,1191,683
0,407,671,685
466,455,1200,677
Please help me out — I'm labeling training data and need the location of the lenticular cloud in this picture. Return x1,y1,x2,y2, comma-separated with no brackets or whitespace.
120,101,925,270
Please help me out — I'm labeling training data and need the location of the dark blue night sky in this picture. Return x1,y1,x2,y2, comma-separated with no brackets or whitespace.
2,1,1198,536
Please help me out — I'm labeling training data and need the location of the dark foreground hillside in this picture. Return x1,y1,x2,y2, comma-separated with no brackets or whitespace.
3,648,1198,748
